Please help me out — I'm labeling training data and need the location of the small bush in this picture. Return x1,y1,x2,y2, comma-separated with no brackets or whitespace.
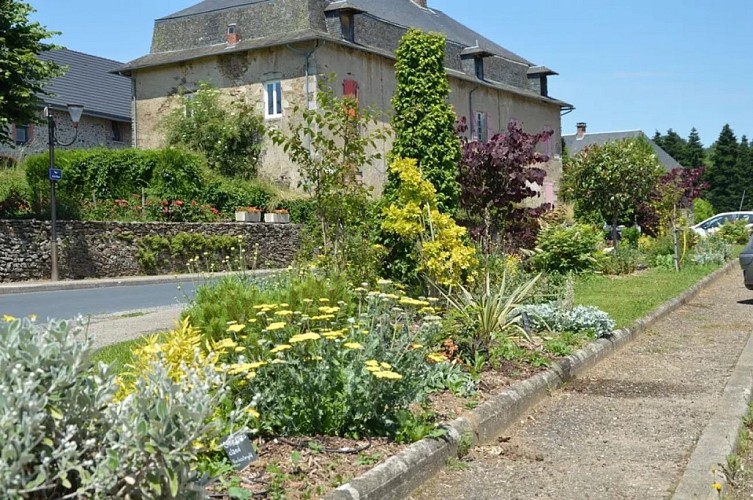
518,302,615,338
0,165,33,218
621,227,641,248
717,220,751,245
694,198,714,224
0,316,247,499
691,235,732,265
599,247,644,275
530,223,602,274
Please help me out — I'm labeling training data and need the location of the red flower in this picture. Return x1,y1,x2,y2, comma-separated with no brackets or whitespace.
162,200,169,206
191,200,197,206
210,207,219,215
173,200,184,207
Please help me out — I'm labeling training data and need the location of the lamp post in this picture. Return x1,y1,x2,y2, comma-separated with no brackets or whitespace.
46,104,84,281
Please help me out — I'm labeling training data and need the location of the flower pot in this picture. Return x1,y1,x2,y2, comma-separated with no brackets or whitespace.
235,211,261,222
264,213,290,224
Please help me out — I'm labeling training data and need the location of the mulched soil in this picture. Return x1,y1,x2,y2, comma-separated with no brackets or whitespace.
208,353,558,499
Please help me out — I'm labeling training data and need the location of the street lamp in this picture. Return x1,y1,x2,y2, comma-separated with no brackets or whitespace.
45,104,84,281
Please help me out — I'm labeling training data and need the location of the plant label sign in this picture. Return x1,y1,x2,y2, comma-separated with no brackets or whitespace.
221,431,257,471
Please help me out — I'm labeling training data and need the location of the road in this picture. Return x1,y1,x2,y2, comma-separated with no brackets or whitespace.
0,279,201,320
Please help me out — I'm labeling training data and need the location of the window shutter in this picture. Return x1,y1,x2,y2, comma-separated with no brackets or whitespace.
343,79,358,99
28,124,34,143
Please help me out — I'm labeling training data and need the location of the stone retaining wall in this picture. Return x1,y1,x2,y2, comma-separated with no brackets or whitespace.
0,220,301,282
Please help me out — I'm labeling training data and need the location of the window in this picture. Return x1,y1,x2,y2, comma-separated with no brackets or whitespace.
474,57,484,80
227,24,236,35
340,12,354,42
265,81,283,118
474,112,488,142
15,125,29,145
111,121,122,142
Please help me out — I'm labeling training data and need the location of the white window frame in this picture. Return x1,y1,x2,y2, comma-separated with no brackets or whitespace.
265,81,283,119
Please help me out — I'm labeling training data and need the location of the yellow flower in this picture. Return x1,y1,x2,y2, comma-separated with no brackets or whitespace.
319,298,330,303
226,324,246,333
3,314,16,322
226,320,238,325
366,366,381,372
270,359,287,364
245,408,260,419
310,314,335,321
214,338,237,350
372,370,402,380
343,342,364,350
411,343,424,349
427,353,447,363
246,371,256,380
377,279,392,286
234,346,246,352
266,322,287,331
380,362,392,369
280,303,289,307
289,332,321,343
713,482,722,492
270,344,292,353
29,314,37,322
365,360,379,367
303,298,313,304
276,310,294,317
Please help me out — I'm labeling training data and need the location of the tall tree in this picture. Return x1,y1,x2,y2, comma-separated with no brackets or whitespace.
736,136,753,210
655,128,689,166
0,0,63,145
386,29,461,213
686,127,705,167
705,124,740,212
561,136,664,247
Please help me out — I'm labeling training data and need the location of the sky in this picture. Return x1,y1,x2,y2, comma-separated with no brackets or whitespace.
29,0,753,147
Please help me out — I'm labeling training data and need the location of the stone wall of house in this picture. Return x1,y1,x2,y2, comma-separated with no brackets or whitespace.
0,220,301,282
0,109,132,162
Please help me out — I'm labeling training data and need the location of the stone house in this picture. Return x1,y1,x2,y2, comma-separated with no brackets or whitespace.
563,122,682,171
1,48,132,164
117,0,572,200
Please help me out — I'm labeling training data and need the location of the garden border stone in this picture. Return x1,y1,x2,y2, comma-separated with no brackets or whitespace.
324,260,739,500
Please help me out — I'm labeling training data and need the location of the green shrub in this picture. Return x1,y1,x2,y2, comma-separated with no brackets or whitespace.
0,165,33,218
621,226,641,248
694,198,714,224
201,175,276,215
24,148,210,217
599,247,644,275
530,224,602,274
717,220,751,245
691,235,732,265
136,232,245,275
0,316,246,498
518,302,615,338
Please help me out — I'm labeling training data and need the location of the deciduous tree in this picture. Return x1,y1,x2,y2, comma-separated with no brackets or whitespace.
561,136,664,247
0,0,63,145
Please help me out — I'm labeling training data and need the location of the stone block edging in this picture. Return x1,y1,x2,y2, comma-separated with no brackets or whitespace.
324,260,738,500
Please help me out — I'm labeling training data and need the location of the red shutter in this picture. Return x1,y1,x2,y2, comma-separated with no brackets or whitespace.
343,79,358,99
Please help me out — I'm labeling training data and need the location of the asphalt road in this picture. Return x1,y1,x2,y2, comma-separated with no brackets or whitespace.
0,279,201,320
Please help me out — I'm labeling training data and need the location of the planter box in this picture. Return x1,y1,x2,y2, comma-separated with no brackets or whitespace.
264,213,290,224
235,211,262,222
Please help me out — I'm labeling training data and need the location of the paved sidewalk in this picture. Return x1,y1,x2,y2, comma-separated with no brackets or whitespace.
410,267,753,500
84,306,184,349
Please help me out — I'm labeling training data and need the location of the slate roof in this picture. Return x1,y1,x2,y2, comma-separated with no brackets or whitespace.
155,0,531,64
562,130,682,171
39,48,131,122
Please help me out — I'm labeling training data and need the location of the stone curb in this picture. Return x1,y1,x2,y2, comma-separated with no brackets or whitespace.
672,315,753,498
0,269,280,295
324,260,738,500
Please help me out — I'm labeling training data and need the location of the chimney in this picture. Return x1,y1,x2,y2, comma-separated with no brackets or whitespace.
413,0,427,8
226,24,239,45
576,122,587,139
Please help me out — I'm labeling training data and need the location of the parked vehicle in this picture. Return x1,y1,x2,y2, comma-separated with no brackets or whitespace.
691,212,753,236
741,235,753,290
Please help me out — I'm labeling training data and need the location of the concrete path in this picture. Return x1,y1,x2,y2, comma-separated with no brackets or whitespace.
410,267,753,500
84,306,184,349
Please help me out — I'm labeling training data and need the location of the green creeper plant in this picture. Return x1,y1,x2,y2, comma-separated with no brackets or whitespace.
163,82,265,178
561,136,664,247
386,29,461,213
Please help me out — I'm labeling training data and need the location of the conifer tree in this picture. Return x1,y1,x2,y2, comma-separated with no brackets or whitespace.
686,127,705,167
705,124,740,211
735,136,753,210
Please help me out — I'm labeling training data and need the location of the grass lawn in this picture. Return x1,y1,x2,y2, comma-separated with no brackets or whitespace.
573,263,722,328
91,336,144,374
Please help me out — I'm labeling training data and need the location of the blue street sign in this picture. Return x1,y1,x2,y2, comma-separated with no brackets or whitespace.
49,168,62,181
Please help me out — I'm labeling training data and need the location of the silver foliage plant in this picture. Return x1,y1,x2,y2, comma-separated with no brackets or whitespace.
518,302,616,338
0,317,247,499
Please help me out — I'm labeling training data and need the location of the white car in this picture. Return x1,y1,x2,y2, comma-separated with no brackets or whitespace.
691,212,753,236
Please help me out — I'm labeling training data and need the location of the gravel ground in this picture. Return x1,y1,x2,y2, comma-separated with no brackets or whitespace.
411,267,753,500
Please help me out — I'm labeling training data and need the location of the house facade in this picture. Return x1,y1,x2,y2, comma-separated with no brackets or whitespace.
118,0,571,198
1,48,133,164
563,122,683,171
